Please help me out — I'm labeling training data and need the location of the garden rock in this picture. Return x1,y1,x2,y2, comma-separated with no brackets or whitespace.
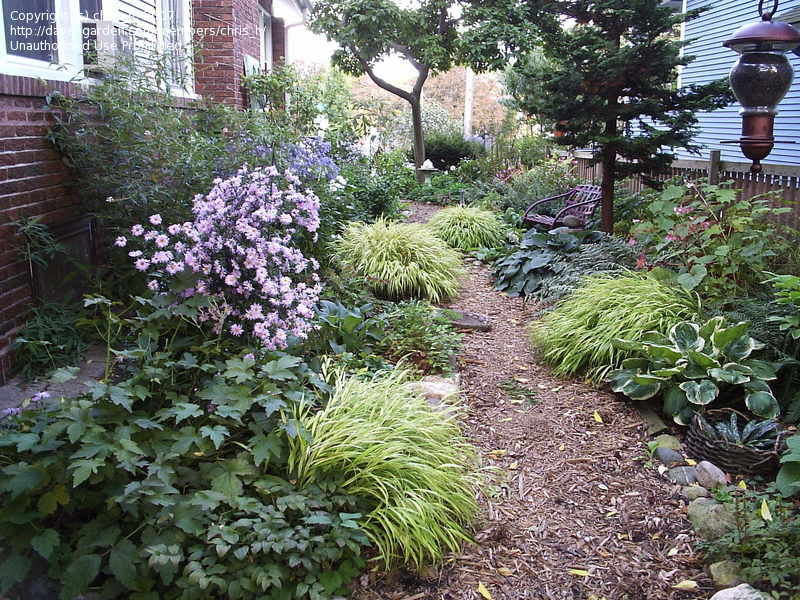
696,460,728,490
435,309,491,332
687,498,736,540
654,447,684,467
709,560,742,588
406,376,459,408
667,466,697,485
709,584,772,600
652,434,682,451
681,485,710,500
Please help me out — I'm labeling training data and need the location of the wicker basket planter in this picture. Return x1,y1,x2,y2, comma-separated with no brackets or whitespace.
686,409,785,476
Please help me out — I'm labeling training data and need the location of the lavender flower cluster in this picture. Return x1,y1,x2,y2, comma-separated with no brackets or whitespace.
117,166,322,349
285,137,340,182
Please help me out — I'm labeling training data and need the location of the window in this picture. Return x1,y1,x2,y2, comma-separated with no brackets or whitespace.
160,0,190,87
260,7,272,72
2,0,59,62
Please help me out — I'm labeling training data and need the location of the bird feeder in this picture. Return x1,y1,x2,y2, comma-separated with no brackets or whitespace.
722,0,800,173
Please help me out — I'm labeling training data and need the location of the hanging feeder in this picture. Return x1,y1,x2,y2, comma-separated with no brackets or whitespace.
721,0,800,173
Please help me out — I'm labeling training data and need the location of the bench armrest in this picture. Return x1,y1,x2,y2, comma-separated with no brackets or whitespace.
554,197,601,222
523,190,573,220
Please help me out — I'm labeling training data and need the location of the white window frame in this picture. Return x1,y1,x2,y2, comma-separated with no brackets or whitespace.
157,0,196,96
0,0,86,82
259,5,272,72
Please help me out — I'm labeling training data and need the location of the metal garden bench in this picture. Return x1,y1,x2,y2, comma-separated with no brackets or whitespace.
523,184,602,229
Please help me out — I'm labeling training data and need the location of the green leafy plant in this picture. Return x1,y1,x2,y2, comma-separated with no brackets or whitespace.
494,157,580,215
288,370,479,568
0,294,370,599
694,413,781,451
492,227,604,298
530,272,700,382
376,302,461,374
631,182,791,303
12,303,89,381
429,206,506,250
408,173,469,205
699,491,800,597
411,131,485,171
767,273,800,341
776,434,800,497
608,318,785,423
333,220,463,302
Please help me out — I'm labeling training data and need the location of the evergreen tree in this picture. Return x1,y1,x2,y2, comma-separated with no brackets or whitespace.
464,0,734,232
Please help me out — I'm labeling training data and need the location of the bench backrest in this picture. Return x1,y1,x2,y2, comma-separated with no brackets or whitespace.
563,185,602,217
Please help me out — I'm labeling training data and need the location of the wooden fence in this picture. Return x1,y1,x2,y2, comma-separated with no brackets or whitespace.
572,150,800,228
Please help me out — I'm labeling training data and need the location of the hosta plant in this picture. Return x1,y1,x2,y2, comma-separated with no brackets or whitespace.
428,206,506,251
777,434,800,497
333,220,463,302
608,318,786,423
530,272,700,382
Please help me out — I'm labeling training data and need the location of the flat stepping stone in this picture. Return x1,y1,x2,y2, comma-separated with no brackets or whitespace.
436,310,492,332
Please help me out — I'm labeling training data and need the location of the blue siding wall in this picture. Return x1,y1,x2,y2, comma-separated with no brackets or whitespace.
678,0,800,165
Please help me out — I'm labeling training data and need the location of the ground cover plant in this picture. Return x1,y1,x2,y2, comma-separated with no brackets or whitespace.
288,370,479,568
429,206,506,251
529,272,701,382
333,220,463,302
608,318,786,423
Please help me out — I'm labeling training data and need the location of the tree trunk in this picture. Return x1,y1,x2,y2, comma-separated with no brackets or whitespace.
410,94,426,183
600,149,616,234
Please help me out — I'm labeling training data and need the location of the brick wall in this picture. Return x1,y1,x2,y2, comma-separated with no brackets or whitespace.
0,76,84,382
194,0,273,108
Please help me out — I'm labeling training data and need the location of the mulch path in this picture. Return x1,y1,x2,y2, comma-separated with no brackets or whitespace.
353,204,710,600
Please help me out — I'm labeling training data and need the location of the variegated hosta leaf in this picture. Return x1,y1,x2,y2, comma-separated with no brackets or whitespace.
612,338,645,352
711,321,750,354
663,386,688,416
643,343,683,362
621,378,662,401
708,368,751,385
679,380,719,406
745,390,780,420
741,359,779,381
725,335,765,361
669,322,704,353
687,350,720,370
699,316,727,341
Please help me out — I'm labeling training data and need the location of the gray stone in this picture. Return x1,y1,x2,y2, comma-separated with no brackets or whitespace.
687,498,737,540
667,466,697,485
696,460,728,490
654,447,684,467
682,485,710,500
709,584,772,600
652,433,682,451
709,560,742,588
637,405,668,435
406,376,459,408
435,309,491,332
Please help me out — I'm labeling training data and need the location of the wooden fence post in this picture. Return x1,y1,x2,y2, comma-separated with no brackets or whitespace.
709,150,721,184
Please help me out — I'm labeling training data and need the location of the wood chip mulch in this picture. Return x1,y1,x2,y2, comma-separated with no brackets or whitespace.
352,204,710,600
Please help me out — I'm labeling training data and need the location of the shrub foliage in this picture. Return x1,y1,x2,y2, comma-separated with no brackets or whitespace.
429,206,506,250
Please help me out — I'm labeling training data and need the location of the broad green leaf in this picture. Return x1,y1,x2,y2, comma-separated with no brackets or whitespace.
61,554,101,600
687,350,719,370
699,316,726,341
725,336,763,361
50,366,79,384
109,385,134,411
199,425,229,449
71,458,105,487
679,380,719,406
31,529,59,559
745,391,780,419
109,539,139,590
775,463,800,497
663,386,688,416
741,359,779,381
38,484,69,515
0,554,30,592
708,368,750,385
621,378,661,401
643,343,683,362
669,322,703,352
711,322,750,352
1,462,45,499
252,433,282,468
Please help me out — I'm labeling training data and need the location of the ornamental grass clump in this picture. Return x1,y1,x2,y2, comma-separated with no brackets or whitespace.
288,370,479,568
530,272,701,382
429,206,506,250
119,165,322,349
333,220,463,302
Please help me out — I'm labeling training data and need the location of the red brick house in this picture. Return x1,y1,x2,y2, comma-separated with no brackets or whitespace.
0,0,312,381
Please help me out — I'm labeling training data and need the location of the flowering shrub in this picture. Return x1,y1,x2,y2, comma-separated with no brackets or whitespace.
120,166,322,349
286,137,341,182
630,182,791,302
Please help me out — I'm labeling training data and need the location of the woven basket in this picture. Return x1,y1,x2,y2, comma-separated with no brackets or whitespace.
686,408,785,476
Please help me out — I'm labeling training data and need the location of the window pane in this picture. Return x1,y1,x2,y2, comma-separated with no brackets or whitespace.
3,0,58,62
80,0,102,19
161,0,186,84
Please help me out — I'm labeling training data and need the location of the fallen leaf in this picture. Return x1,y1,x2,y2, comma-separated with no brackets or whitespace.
477,582,492,599
497,567,513,577
672,580,698,591
685,459,697,466
568,569,589,577
514,377,530,383
760,499,773,522
558,444,565,451
667,547,679,556
488,449,507,457
737,480,747,490
509,462,519,469
593,410,603,423
552,386,563,392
